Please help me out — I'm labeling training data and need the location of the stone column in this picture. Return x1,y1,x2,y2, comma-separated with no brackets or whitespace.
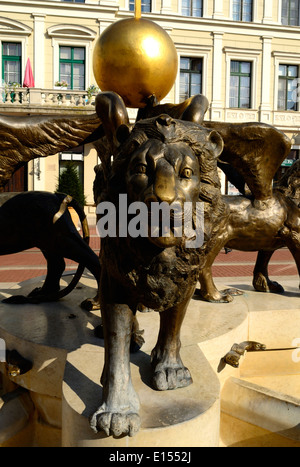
97,18,113,36
31,14,45,88
213,0,224,19
259,35,273,123
210,32,224,121
31,13,46,191
262,0,273,24
161,0,172,15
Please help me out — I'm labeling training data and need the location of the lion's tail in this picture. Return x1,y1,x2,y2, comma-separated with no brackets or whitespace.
52,193,90,300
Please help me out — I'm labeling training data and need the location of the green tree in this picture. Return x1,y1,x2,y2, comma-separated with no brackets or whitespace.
55,162,86,207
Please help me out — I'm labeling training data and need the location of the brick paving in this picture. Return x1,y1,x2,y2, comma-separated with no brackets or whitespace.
0,227,297,284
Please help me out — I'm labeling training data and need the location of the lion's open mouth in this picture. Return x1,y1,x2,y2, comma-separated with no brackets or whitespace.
146,199,199,248
147,203,184,247
148,226,182,247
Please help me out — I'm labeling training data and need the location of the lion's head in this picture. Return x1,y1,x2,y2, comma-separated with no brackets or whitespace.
103,114,224,248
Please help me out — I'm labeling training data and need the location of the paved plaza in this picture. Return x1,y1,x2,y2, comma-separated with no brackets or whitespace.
0,225,297,294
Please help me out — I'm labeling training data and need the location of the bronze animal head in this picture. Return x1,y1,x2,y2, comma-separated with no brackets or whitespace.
103,113,224,249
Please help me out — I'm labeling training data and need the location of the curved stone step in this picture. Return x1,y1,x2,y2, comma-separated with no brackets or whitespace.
221,375,300,442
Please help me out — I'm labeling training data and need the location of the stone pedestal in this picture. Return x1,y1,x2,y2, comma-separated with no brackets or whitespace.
0,272,248,447
0,273,101,446
0,273,298,447
62,345,220,447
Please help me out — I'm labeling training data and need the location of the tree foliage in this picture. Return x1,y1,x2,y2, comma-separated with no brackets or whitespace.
55,162,86,207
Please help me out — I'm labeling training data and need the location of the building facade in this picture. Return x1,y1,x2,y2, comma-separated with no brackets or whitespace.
0,0,300,219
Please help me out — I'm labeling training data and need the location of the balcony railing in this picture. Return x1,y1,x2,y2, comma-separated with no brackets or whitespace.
0,86,97,108
1,86,299,129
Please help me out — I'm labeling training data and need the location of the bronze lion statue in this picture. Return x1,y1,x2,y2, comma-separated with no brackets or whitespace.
90,94,224,437
197,158,300,302
190,112,298,302
89,92,299,436
138,94,298,303
1,91,297,438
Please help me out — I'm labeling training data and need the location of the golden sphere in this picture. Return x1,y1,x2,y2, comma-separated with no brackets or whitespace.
93,18,178,108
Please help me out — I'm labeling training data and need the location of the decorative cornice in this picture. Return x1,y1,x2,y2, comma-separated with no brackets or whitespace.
47,24,97,40
0,16,32,35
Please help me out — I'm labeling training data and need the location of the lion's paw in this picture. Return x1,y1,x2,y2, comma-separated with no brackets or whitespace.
194,288,234,303
90,409,140,437
80,297,101,311
152,366,192,391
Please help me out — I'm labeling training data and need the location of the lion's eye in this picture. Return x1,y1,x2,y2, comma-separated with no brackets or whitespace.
134,163,147,174
181,168,193,179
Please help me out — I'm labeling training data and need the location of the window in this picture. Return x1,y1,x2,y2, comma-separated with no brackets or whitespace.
182,0,203,17
232,0,253,21
59,145,84,188
2,42,21,84
180,58,202,101
129,0,151,13
230,61,252,108
278,64,298,110
59,46,85,90
62,0,85,3
282,0,300,25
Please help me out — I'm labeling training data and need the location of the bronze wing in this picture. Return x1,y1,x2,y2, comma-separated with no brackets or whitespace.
135,94,292,201
0,113,102,189
202,121,291,201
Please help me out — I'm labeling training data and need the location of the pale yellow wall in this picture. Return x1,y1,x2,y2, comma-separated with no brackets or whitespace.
171,0,179,13
222,32,261,50
272,37,300,54
84,144,99,205
273,0,280,21
223,0,231,18
44,35,54,89
44,154,60,193
256,0,264,20
206,1,213,17
4,11,33,29
172,28,212,46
